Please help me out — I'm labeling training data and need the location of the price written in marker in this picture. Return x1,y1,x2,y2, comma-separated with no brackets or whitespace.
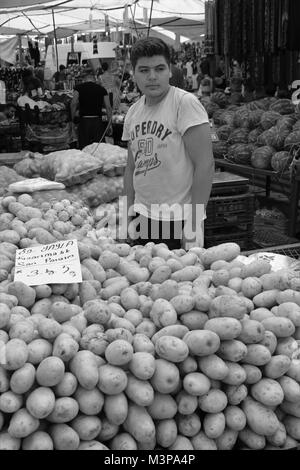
14,239,82,286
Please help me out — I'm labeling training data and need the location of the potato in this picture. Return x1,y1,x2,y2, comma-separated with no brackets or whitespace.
191,431,217,450
177,413,201,437
239,427,266,449
218,340,248,363
149,265,172,284
275,337,299,358
193,293,212,312
0,229,20,245
54,372,78,398
169,435,194,450
151,325,189,344
204,317,242,341
287,359,300,382
4,338,28,371
264,355,291,379
198,389,228,413
37,318,62,341
275,302,300,327
71,415,102,441
26,387,55,419
224,405,247,432
242,397,280,436
225,384,248,405
209,295,247,320
278,376,300,403
0,432,21,450
36,356,65,387
123,404,155,444
243,364,262,385
8,408,39,438
252,290,279,309
104,339,134,366
180,311,208,330
203,412,226,439
132,334,155,355
9,363,35,395
125,375,154,407
170,295,195,315
134,319,156,338
171,266,203,283
150,359,180,394
78,440,109,450
148,393,177,420
22,431,54,450
46,397,79,424
0,303,10,329
156,419,178,448
69,351,99,391
250,308,274,322
251,378,284,407
9,321,35,344
183,372,211,397
212,269,230,287
150,299,177,328
98,364,128,395
124,309,143,327
183,330,220,356
237,319,265,344
242,344,271,366
50,424,80,450
27,339,52,365
280,400,300,418
129,352,156,380
155,336,189,363
266,423,287,448
176,391,198,415
102,393,127,426
110,432,138,450
283,415,300,441
261,316,295,338
0,293,18,309
259,331,278,355
31,298,52,317
0,391,23,413
216,428,239,450
197,354,229,381
201,243,240,267
7,282,36,309
276,290,300,306
222,362,247,386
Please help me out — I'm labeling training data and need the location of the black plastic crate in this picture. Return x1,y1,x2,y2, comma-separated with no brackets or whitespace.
243,243,300,259
205,225,254,251
206,193,255,229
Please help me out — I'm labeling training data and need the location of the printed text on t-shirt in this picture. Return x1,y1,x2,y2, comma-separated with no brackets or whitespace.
130,120,172,142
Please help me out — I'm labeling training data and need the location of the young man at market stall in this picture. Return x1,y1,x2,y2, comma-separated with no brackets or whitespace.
71,69,113,149
121,37,214,250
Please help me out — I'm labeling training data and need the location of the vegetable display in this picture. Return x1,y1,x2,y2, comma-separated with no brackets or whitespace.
1,194,300,450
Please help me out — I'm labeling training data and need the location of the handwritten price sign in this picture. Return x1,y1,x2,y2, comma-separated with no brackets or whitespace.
14,240,82,286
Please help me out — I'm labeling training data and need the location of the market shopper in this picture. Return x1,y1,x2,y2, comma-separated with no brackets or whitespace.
121,37,214,250
71,70,112,149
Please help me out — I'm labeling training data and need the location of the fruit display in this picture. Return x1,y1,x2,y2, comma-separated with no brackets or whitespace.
203,94,300,172
1,194,300,450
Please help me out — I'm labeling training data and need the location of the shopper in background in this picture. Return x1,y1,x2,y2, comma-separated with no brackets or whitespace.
214,58,226,91
53,65,67,90
71,69,112,149
169,58,185,89
19,68,43,99
99,62,115,107
122,37,214,250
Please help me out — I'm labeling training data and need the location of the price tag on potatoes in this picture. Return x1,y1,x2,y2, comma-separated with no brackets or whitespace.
14,240,82,286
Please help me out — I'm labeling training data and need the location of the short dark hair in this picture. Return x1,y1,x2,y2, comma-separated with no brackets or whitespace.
102,62,109,71
131,37,171,70
59,64,66,71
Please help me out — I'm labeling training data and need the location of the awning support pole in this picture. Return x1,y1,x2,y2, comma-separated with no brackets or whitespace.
52,8,59,72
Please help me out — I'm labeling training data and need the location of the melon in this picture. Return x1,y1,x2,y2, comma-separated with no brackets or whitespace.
228,128,249,145
260,111,281,130
271,151,292,173
216,125,233,141
270,99,295,115
211,92,228,109
251,146,274,169
284,131,300,150
212,141,229,159
248,127,263,144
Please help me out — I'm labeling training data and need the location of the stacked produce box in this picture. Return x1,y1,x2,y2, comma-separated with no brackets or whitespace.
1,190,300,450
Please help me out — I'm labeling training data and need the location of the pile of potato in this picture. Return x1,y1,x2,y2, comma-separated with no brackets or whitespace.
0,194,95,250
1,196,300,450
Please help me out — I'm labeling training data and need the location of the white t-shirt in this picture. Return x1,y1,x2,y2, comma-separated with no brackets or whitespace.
122,86,209,221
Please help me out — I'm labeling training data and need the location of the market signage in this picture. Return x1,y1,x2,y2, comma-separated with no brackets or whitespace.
14,240,82,286
67,52,81,66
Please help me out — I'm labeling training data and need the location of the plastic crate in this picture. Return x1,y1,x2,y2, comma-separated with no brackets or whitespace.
253,229,299,249
205,226,254,251
206,193,255,229
243,243,300,259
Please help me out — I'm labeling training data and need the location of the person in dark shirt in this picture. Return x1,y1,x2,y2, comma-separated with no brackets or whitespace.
169,59,185,89
71,70,112,149
21,68,43,99
53,65,67,90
